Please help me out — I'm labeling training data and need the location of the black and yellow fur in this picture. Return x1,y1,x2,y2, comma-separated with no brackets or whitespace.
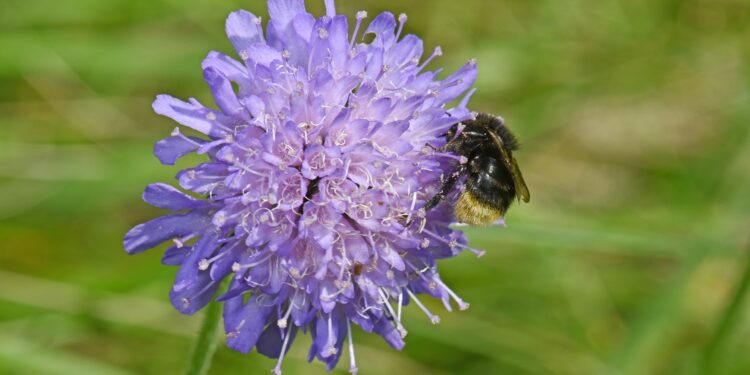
424,113,529,225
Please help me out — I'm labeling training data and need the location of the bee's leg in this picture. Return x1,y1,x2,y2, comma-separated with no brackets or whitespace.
423,143,446,153
424,165,465,212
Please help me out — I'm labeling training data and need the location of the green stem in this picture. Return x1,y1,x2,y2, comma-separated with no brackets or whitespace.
701,241,750,374
184,291,224,375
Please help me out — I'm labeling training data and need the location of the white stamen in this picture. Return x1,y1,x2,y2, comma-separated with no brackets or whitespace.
206,112,217,121
435,278,470,311
397,292,403,322
198,258,210,271
423,228,486,258
406,288,441,324
347,319,358,374
378,289,407,338
396,13,408,40
351,11,368,46
417,217,427,233
172,234,196,249
418,46,443,71
235,253,273,271
213,211,226,226
254,17,265,43
272,324,293,375
277,303,294,328
325,314,338,356
231,262,241,272
318,27,329,39
289,267,301,278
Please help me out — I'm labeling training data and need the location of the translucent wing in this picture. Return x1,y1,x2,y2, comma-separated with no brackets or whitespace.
486,129,530,203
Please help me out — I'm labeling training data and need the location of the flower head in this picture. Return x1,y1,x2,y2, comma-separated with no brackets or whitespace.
124,0,480,372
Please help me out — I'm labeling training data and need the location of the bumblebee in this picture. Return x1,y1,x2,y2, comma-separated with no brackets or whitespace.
424,113,530,225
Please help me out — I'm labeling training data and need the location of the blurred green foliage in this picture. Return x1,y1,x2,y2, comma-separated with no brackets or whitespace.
1,0,749,374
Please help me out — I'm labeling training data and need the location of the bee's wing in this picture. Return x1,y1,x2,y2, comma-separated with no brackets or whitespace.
486,130,530,203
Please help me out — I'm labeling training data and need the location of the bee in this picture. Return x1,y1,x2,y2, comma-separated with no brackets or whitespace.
424,113,530,225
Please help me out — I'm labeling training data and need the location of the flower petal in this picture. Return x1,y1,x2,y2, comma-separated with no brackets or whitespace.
375,318,405,350
246,42,283,67
225,10,262,58
365,12,397,47
202,51,248,82
328,15,349,70
324,0,336,17
162,244,190,266
257,325,298,358
170,233,220,314
267,0,306,30
143,183,208,211
386,34,423,68
436,59,478,105
224,293,274,354
176,163,227,194
203,67,246,120
153,133,204,165
123,211,211,254
152,95,230,138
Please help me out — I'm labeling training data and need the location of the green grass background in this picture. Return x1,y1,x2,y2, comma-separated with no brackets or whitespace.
1,0,749,374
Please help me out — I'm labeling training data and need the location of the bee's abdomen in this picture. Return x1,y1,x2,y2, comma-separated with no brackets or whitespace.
455,192,502,225
466,154,516,216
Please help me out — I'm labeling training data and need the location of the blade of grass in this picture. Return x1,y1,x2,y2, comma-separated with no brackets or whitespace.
0,334,137,375
700,240,750,374
611,243,706,374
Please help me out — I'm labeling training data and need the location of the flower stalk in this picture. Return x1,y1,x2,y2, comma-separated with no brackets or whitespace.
185,283,226,375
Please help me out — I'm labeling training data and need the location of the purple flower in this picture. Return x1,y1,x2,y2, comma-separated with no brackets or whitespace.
124,0,483,373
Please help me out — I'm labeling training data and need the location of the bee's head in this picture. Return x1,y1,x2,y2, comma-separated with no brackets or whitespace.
445,124,459,142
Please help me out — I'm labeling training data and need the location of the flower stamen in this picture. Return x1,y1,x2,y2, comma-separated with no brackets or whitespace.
347,318,358,374
378,289,407,338
406,288,441,324
272,324,293,375
351,11,368,46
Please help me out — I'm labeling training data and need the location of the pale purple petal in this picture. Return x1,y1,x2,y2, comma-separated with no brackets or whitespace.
365,12,396,46
436,59,478,104
152,95,230,138
202,51,248,83
224,294,274,354
246,43,283,67
170,234,220,314
153,134,204,165
267,0,307,29
124,212,210,254
143,183,208,211
162,245,190,265
324,0,336,17
226,10,263,57
203,67,246,120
